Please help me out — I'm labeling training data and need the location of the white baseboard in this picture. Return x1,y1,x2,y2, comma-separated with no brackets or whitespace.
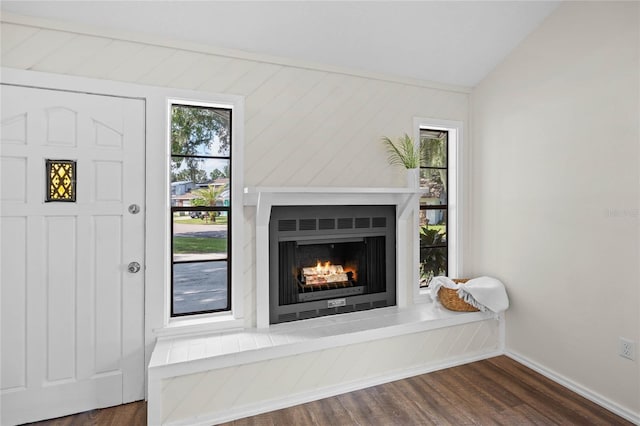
167,349,503,426
159,347,638,426
505,350,640,425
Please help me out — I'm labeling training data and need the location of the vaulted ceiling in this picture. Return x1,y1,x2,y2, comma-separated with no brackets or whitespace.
1,1,560,87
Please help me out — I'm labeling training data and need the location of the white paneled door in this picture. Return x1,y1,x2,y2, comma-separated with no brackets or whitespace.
0,85,145,425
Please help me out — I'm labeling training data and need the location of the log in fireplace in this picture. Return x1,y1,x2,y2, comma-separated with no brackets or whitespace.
269,205,396,324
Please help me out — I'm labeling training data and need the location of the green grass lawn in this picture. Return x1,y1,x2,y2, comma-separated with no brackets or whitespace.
173,237,227,253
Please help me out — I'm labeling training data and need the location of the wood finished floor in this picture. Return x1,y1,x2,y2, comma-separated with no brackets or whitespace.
27,356,632,426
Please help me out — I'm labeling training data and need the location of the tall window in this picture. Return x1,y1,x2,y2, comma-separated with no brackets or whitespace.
170,103,232,316
419,129,448,286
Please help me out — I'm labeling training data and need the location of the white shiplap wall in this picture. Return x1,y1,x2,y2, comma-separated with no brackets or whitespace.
0,21,468,187
1,18,469,327
0,18,491,424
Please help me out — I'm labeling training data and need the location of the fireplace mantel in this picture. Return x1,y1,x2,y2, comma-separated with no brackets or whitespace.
244,186,419,328
243,186,418,205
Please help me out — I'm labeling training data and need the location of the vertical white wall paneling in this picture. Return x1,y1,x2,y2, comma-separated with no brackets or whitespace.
0,217,28,391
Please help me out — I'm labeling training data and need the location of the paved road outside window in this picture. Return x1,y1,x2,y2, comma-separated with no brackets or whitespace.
173,220,228,314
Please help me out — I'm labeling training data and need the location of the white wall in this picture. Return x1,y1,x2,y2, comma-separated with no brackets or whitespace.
0,16,469,329
469,1,639,417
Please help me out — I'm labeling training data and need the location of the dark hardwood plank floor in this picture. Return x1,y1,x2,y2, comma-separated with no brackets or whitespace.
28,356,632,426
25,401,147,426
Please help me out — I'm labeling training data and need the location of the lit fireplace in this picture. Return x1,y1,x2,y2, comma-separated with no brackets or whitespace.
301,261,354,286
269,205,396,324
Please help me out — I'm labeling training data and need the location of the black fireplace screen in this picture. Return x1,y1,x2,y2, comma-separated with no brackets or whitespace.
278,236,386,305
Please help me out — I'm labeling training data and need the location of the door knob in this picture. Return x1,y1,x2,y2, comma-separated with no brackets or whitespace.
128,262,141,273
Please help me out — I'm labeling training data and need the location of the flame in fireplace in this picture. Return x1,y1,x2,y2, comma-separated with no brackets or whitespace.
301,260,358,285
315,261,333,275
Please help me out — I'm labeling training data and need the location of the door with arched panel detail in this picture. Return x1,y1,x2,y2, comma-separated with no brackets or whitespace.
1,84,145,425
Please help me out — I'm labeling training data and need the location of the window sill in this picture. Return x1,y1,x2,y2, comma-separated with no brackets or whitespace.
154,313,244,339
414,286,434,304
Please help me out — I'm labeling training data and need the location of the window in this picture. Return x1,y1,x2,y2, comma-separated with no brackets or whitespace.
419,129,448,286
413,117,462,296
170,103,232,316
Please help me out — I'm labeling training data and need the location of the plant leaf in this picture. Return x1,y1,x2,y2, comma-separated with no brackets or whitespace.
381,133,421,168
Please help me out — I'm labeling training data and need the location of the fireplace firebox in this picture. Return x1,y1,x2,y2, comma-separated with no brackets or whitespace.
269,205,396,324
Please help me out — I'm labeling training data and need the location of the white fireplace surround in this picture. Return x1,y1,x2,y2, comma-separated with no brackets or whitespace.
244,186,420,328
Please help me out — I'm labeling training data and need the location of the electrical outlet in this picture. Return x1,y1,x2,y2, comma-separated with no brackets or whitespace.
619,337,636,360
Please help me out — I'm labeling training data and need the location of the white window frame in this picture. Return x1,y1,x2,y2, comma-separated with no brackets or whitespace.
159,93,245,335
412,117,463,304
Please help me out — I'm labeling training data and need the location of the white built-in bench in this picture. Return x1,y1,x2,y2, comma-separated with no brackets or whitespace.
147,304,502,425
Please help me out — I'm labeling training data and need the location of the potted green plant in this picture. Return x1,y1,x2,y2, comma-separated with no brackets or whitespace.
381,133,424,188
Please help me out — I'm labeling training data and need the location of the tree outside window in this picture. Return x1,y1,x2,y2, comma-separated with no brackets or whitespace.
419,129,448,287
170,103,232,316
